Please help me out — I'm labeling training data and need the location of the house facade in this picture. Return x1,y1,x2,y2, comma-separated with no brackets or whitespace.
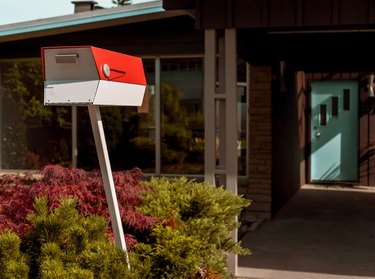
163,0,375,217
1,0,375,275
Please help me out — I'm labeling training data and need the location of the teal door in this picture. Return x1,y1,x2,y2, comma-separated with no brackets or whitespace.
310,81,358,182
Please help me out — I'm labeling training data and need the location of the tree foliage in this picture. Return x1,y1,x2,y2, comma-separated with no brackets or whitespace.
136,177,252,278
131,83,204,173
0,165,157,244
0,231,29,279
0,61,70,169
26,197,130,279
112,0,132,6
0,166,251,278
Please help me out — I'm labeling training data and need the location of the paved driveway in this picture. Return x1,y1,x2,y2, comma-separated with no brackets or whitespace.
237,185,375,279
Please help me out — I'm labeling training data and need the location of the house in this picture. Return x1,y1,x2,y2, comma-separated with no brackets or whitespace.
1,0,375,276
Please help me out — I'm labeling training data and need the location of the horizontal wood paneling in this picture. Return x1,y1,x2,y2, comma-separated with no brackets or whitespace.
168,0,375,29
339,0,368,24
268,0,299,27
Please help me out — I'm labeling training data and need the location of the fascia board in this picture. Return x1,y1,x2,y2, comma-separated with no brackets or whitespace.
0,1,188,43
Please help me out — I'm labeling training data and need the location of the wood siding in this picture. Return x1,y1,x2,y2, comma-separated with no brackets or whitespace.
164,0,375,30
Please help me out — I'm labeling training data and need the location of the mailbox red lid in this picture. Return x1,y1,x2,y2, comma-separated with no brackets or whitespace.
41,46,146,86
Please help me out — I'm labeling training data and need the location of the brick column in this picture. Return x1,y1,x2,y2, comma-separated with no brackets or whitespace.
247,66,272,220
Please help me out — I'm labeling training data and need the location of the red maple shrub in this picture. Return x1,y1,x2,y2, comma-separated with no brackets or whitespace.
0,164,158,249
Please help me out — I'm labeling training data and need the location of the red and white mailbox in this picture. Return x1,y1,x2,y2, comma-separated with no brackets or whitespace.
41,46,146,106
41,46,147,270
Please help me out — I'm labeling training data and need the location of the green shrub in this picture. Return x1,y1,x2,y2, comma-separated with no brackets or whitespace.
0,231,29,279
24,197,131,279
0,165,157,245
135,224,202,278
0,170,251,278
136,177,251,278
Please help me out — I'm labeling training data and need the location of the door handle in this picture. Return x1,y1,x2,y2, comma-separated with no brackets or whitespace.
313,126,321,138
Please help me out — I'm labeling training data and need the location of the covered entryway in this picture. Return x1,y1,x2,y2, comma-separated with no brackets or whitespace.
238,185,375,279
160,1,375,277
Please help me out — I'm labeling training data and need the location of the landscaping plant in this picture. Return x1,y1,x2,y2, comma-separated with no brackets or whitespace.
0,165,251,278
136,177,251,278
0,164,157,243
0,230,29,279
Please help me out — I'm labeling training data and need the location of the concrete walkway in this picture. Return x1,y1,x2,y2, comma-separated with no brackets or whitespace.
237,184,375,279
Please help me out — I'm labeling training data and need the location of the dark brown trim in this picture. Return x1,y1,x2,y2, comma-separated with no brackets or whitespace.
162,0,195,10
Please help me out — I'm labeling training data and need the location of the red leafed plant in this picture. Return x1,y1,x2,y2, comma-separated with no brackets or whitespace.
0,164,158,249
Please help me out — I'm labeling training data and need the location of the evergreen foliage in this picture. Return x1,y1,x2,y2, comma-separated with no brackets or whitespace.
112,0,132,6
0,166,251,278
135,224,202,278
0,231,29,279
136,177,251,278
25,197,130,278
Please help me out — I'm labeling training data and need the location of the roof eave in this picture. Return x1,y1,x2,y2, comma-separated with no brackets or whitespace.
0,1,189,43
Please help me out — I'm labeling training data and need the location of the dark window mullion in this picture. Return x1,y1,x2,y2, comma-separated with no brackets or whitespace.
343,89,350,111
320,104,327,126
332,96,338,117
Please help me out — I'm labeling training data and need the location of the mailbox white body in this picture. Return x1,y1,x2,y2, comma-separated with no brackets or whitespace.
41,46,146,106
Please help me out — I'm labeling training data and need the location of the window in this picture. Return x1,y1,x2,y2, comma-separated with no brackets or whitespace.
160,58,204,174
77,59,156,173
237,85,247,176
331,96,338,117
0,56,248,178
343,89,350,111
0,60,71,169
320,104,327,126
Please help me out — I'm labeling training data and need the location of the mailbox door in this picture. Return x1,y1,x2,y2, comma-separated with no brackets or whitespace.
42,46,99,105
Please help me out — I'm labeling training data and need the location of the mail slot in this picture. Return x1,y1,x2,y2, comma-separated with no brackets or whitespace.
41,46,146,106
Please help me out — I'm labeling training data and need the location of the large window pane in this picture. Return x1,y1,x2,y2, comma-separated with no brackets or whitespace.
215,86,248,176
160,58,204,174
77,59,156,173
215,58,248,177
0,60,71,169
133,59,156,173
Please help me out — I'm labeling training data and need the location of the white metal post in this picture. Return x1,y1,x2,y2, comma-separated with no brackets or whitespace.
205,28,239,276
204,29,217,185
88,105,130,270
71,106,78,168
217,36,227,187
155,58,161,175
0,68,2,168
225,28,238,277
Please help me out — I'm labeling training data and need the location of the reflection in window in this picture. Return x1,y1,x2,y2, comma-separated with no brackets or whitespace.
0,57,248,178
160,58,204,174
0,60,71,169
237,86,247,176
215,86,248,176
77,59,156,173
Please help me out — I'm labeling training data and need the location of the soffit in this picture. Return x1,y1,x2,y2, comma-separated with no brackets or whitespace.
0,1,189,43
